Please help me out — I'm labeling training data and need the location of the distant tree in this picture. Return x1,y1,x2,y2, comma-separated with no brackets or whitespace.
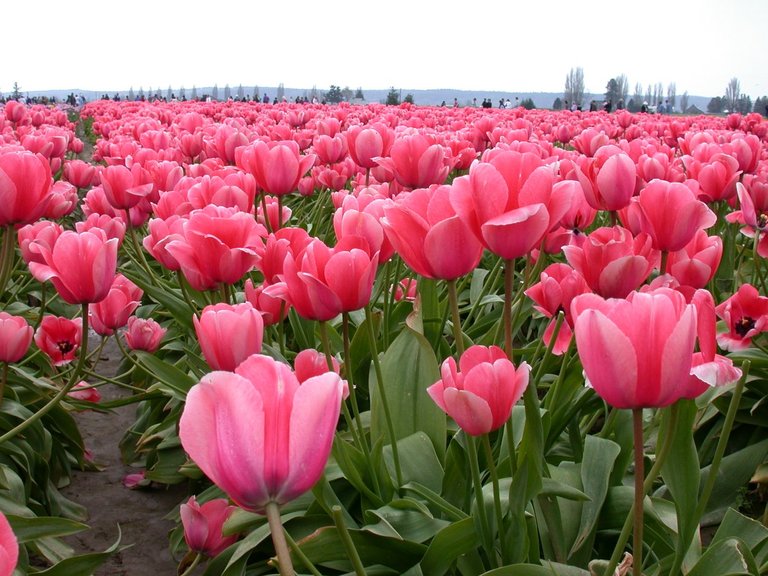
386,87,401,105
276,83,285,101
666,82,677,112
237,84,244,99
627,98,639,113
341,86,354,102
707,96,724,114
552,97,563,110
615,74,630,103
355,87,365,100
253,85,260,100
653,82,664,106
11,82,21,100
564,67,585,109
167,85,173,100
191,85,198,100
644,84,653,106
680,91,689,113
736,94,752,115
632,82,644,106
725,77,740,111
520,98,536,110
212,84,219,100
310,85,319,101
754,96,768,116
325,85,343,103
179,86,186,99
128,86,135,100
224,84,231,100
403,93,415,105
605,78,621,106
138,86,145,99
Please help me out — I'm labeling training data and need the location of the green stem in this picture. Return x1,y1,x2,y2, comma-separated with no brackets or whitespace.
365,305,403,489
331,506,366,576
127,225,155,282
447,279,465,357
260,193,274,234
0,225,17,297
177,551,202,576
176,271,199,313
467,434,496,568
633,408,644,576
265,502,294,576
505,419,517,476
503,258,515,361
0,363,7,409
483,433,507,564
0,303,89,444
284,530,322,576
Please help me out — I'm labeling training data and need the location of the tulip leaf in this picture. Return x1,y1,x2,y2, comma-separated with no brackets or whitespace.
686,537,759,576
364,499,450,543
6,515,88,542
419,517,479,575
135,351,198,399
123,271,194,329
30,528,122,576
710,508,768,566
383,432,443,494
479,562,591,575
372,326,445,463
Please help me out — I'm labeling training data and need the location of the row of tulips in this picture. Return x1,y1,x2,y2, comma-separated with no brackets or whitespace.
0,97,766,575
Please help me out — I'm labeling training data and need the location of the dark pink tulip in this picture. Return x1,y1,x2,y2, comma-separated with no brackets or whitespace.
563,226,657,298
44,181,78,219
0,150,53,226
375,134,452,189
28,229,119,304
35,315,83,366
715,283,768,351
236,140,316,197
75,213,127,248
630,179,717,252
4,100,27,124
382,185,483,279
666,230,722,290
89,274,143,336
0,312,33,363
280,238,379,321
571,128,610,157
180,496,238,558
179,354,346,513
194,303,264,371
165,206,266,291
63,159,100,189
333,195,393,261
571,288,697,408
525,263,590,355
685,153,741,203
312,133,348,164
428,345,530,436
142,215,186,271
0,512,17,576
100,163,154,210
256,195,292,230
68,381,102,404
123,317,166,353
346,124,395,169
244,279,288,325
17,220,63,266
588,151,637,212
294,348,341,383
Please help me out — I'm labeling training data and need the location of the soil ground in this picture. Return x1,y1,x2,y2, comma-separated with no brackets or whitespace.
61,337,189,575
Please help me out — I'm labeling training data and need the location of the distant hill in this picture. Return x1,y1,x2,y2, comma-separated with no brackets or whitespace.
9,86,713,113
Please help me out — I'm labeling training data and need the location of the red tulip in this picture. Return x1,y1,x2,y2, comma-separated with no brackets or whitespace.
428,345,530,436
35,315,83,366
715,283,768,351
571,287,697,408
179,354,346,513
180,496,238,557
194,303,264,371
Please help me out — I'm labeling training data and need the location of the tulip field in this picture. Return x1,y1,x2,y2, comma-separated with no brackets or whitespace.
1,97,768,576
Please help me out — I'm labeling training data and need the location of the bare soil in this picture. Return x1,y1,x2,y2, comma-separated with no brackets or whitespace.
61,337,189,575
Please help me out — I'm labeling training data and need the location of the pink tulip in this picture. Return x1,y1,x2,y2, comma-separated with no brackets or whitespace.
375,134,452,189
0,312,33,363
382,185,483,279
563,226,657,298
179,354,346,513
0,511,18,576
427,345,530,436
244,279,288,325
236,140,316,197
715,283,768,351
17,220,63,266
68,381,102,404
0,150,53,226
28,229,119,304
63,159,100,189
123,317,166,353
333,196,393,261
165,206,266,291
257,227,313,284
180,496,238,557
142,215,186,272
587,151,637,212
99,163,154,210
89,274,143,336
194,303,264,371
35,316,83,366
75,213,127,248
666,230,722,290
44,180,78,219
294,348,341,383
571,287,697,408
312,133,348,164
346,124,395,169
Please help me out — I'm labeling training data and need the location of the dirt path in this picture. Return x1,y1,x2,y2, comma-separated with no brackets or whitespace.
61,337,188,575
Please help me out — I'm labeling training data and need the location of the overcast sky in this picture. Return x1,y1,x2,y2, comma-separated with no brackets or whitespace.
4,0,765,99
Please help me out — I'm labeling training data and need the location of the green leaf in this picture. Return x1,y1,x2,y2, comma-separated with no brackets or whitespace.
6,515,88,543
30,528,121,576
383,432,443,494
420,517,478,576
124,271,194,329
135,351,198,399
711,508,768,566
687,538,759,576
479,561,591,575
372,326,445,463
364,499,450,543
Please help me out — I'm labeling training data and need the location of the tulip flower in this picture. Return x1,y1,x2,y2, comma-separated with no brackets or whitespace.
0,150,53,226
427,345,530,436
374,133,452,189
123,317,166,353
179,354,346,513
89,274,143,336
666,230,722,290
0,312,33,363
35,316,83,366
99,163,154,210
294,348,341,383
571,287,697,409
180,496,238,557
346,124,395,169
17,220,63,266
715,283,768,351
0,511,17,576
194,303,264,371
236,140,316,197
67,381,102,404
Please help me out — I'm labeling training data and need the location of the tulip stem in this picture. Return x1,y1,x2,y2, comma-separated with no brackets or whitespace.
467,434,496,568
365,305,403,489
265,502,295,576
341,314,369,450
447,279,465,357
127,225,155,282
260,193,273,234
632,408,644,576
0,303,89,445
502,258,516,361
332,505,366,576
0,225,17,297
177,551,202,576
0,363,7,410
483,433,507,564
284,530,322,576
176,271,199,313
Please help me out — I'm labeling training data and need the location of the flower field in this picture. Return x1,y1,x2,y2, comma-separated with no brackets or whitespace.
0,97,767,575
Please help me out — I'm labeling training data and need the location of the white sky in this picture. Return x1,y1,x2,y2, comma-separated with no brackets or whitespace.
5,0,766,99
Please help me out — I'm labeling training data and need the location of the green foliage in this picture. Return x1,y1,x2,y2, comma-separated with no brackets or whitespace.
386,87,401,105
324,84,343,104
